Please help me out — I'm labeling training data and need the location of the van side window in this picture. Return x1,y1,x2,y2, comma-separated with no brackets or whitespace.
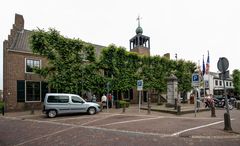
58,96,69,103
47,96,69,103
72,96,83,103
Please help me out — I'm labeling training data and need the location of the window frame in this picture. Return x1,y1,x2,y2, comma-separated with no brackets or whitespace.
219,81,222,86
71,96,84,103
25,80,41,102
25,58,41,74
215,80,218,86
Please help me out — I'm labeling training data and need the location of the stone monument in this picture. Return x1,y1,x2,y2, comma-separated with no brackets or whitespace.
166,74,178,107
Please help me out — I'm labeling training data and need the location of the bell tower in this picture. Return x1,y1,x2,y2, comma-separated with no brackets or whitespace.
130,16,150,56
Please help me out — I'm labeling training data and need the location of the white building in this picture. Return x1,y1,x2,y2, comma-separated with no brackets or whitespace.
202,72,234,97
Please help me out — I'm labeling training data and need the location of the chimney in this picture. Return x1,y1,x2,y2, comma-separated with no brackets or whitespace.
14,13,24,31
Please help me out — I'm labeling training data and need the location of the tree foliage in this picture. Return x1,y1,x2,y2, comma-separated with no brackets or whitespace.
232,69,240,95
98,45,196,96
98,45,140,93
30,28,98,94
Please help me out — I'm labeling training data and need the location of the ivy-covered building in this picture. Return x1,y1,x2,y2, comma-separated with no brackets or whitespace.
3,14,104,111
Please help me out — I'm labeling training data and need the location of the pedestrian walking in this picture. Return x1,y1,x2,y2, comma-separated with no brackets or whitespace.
101,94,107,108
107,94,112,108
92,94,97,102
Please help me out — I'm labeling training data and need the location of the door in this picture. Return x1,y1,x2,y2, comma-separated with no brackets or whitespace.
70,96,87,113
47,95,70,114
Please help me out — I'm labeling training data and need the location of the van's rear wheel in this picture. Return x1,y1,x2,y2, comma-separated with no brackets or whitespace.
48,110,57,118
88,107,96,115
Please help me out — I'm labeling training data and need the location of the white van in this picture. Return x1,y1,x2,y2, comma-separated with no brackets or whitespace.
43,93,100,118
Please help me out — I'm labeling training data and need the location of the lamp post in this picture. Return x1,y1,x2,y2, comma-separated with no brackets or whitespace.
81,68,83,97
81,55,88,98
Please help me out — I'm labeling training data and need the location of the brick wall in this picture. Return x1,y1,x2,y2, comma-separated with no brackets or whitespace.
130,47,150,56
4,50,48,111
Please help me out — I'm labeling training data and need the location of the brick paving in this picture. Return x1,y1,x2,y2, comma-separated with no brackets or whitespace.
1,103,240,146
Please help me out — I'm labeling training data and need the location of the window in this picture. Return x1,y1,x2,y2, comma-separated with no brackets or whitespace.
226,82,229,86
26,59,40,73
47,96,69,103
230,82,232,87
215,80,218,86
72,96,83,103
26,81,41,102
219,81,222,86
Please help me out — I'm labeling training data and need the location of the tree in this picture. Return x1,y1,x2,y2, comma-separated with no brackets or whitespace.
29,28,98,94
232,69,240,96
98,44,196,100
139,56,195,99
98,45,141,98
175,60,196,93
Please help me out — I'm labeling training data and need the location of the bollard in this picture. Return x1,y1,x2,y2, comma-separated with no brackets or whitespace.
1,106,4,116
237,102,240,110
122,103,126,113
211,106,216,117
30,104,34,115
224,113,232,131
147,97,151,114
100,103,103,112
174,98,177,110
177,105,181,115
148,105,151,114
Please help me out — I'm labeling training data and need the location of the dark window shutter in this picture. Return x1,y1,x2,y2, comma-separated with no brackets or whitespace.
17,80,25,102
41,82,48,102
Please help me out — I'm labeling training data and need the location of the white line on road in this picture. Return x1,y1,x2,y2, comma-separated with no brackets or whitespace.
171,119,235,136
80,114,118,126
50,115,104,122
96,116,165,127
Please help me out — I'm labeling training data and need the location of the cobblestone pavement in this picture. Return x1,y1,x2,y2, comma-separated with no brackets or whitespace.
0,104,240,146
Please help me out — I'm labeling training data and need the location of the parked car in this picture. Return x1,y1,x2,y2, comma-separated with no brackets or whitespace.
43,93,101,118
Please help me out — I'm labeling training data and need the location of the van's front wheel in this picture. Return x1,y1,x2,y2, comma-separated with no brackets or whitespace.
88,107,96,115
48,110,57,118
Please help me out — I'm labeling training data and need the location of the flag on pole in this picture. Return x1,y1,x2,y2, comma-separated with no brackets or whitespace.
202,55,205,76
197,60,203,80
206,51,210,74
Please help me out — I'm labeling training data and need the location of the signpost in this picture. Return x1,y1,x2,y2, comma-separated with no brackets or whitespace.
192,72,200,117
137,80,143,113
217,57,232,131
106,82,110,113
192,73,200,87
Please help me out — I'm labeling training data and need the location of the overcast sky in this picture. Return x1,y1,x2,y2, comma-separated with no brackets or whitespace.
1,0,240,90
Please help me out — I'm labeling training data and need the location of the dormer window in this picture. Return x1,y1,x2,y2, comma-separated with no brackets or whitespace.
25,59,41,73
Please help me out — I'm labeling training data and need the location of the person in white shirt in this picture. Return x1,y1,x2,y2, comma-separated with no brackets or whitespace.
101,94,107,108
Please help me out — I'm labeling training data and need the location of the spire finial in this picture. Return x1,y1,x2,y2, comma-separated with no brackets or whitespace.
137,15,141,27
136,15,143,34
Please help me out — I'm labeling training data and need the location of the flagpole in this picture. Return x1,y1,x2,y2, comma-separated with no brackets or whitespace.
206,50,210,95
203,76,205,97
203,55,206,98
